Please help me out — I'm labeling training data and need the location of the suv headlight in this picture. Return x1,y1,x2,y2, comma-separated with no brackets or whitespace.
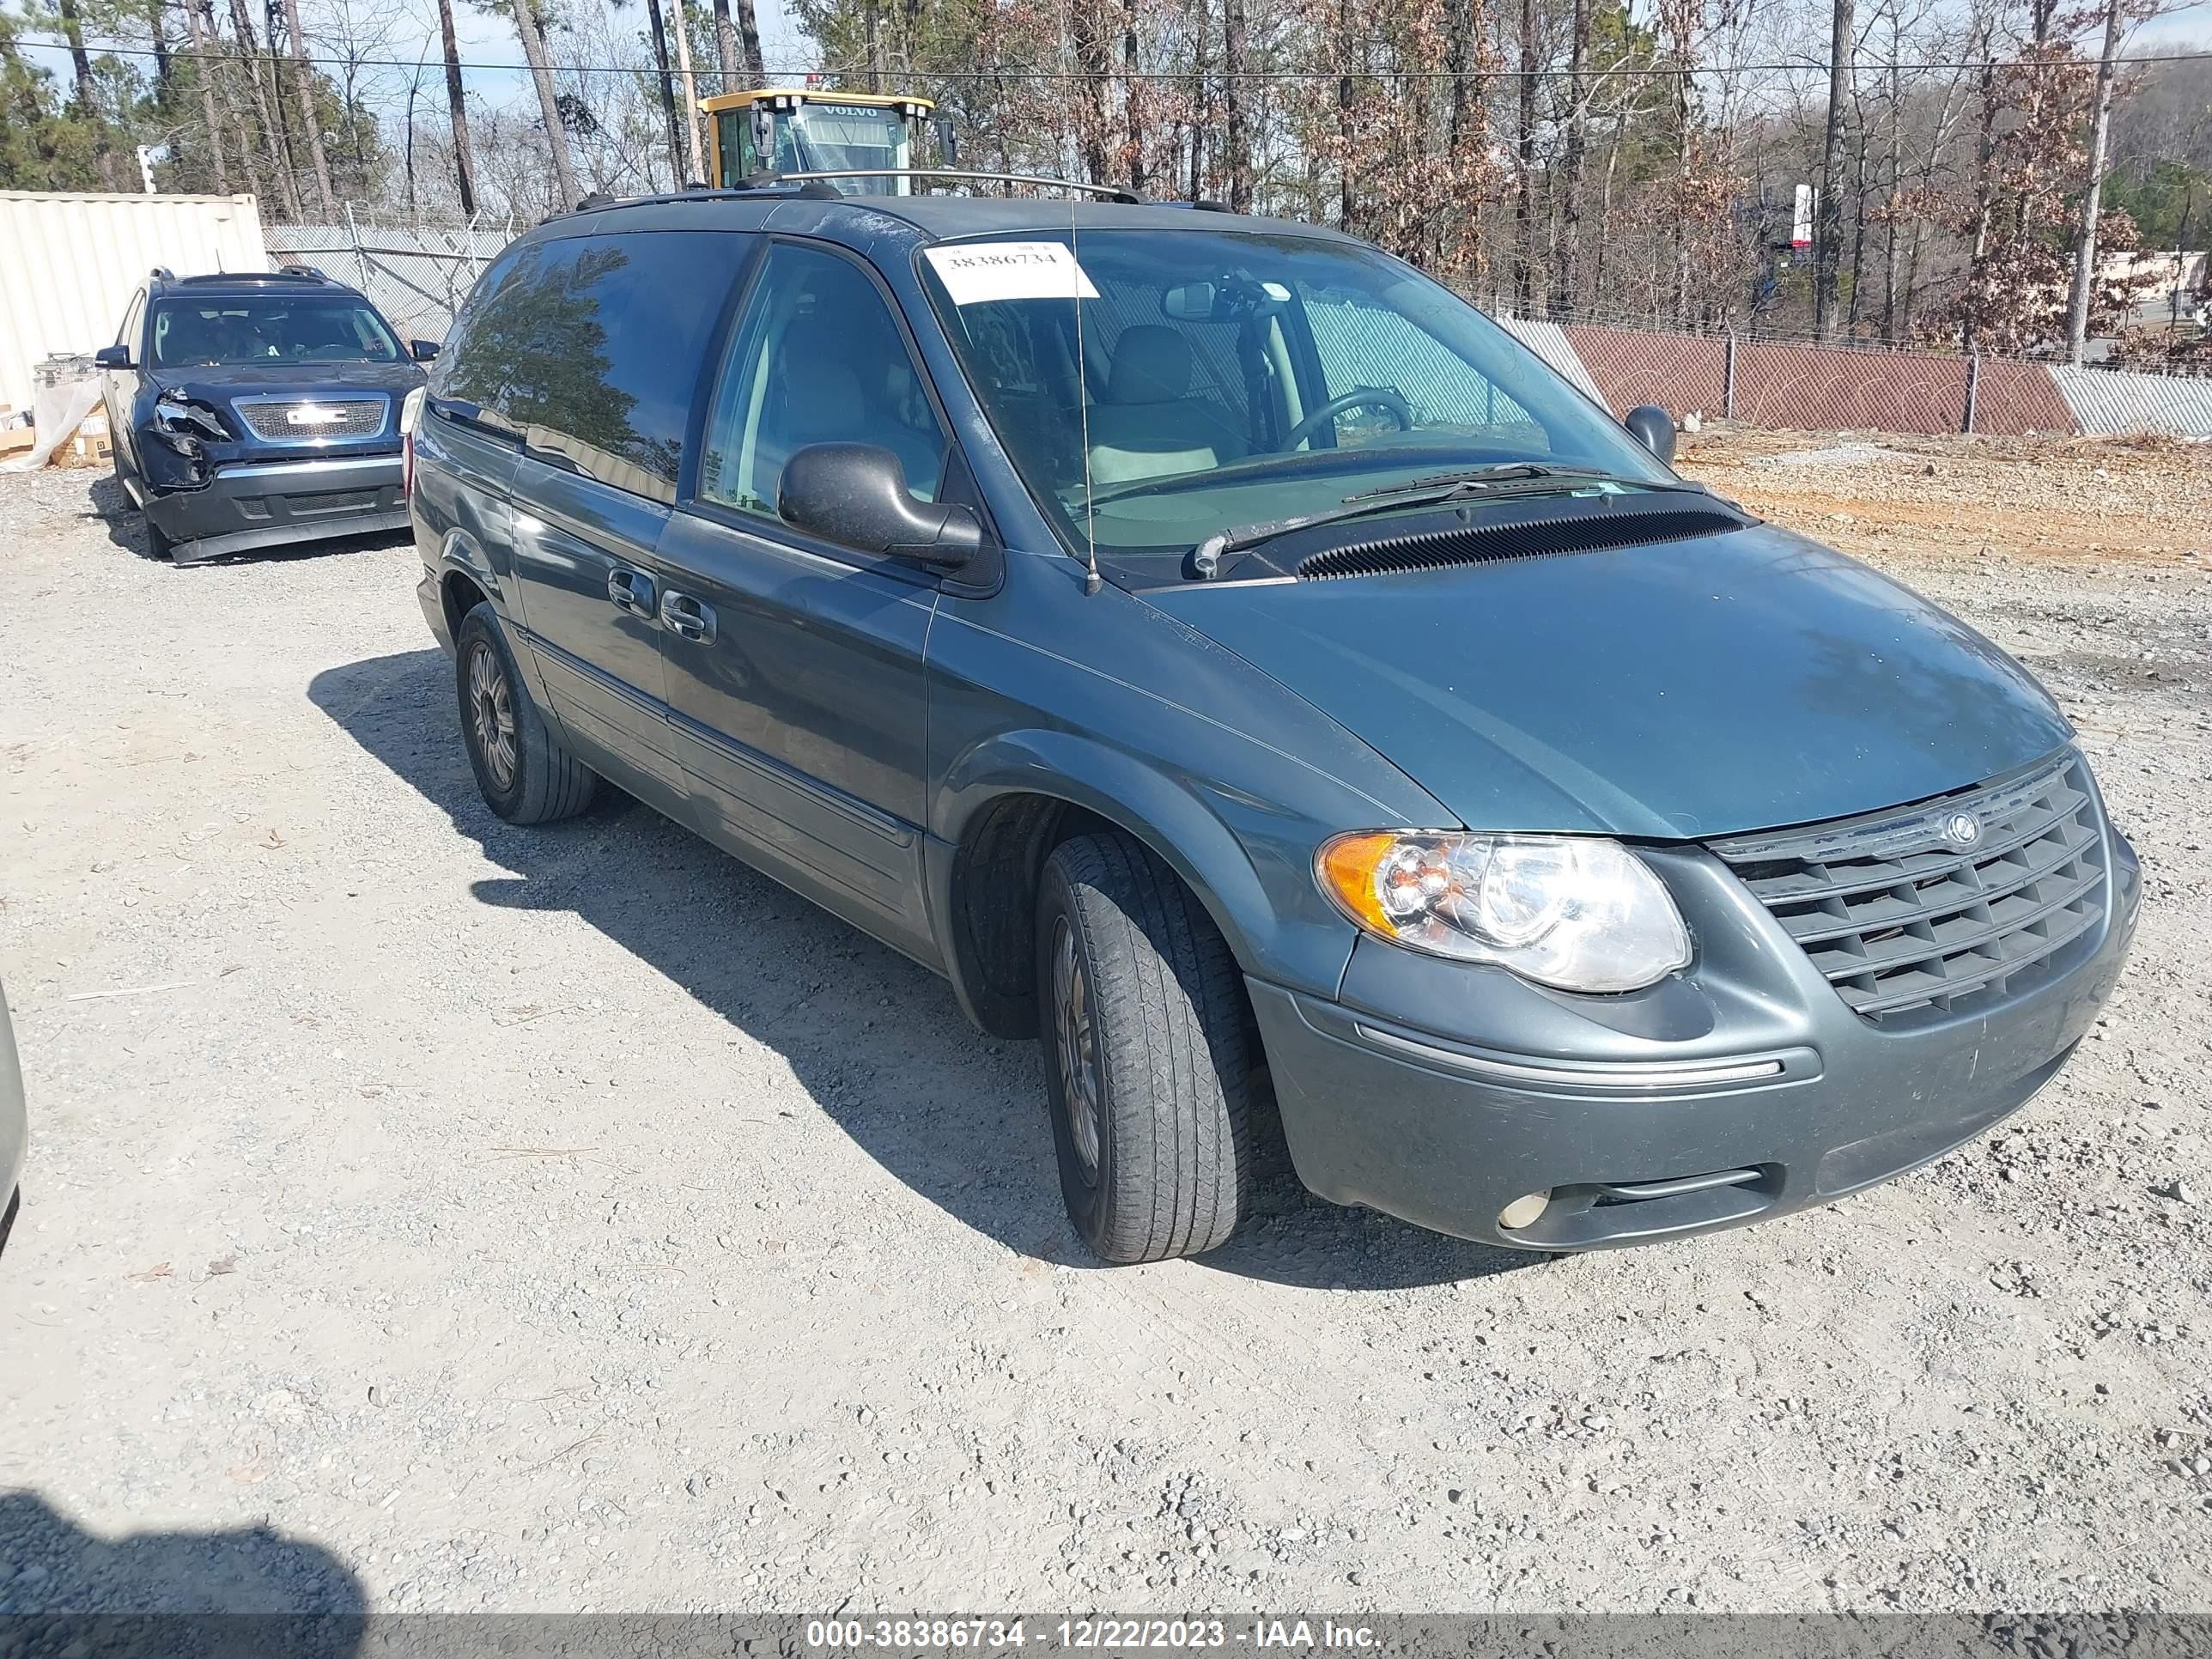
1316,831,1691,993
152,392,231,443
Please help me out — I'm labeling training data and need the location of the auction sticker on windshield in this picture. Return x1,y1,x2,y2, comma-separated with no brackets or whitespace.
924,242,1099,306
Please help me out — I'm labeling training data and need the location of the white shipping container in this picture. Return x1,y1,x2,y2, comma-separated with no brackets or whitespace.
0,191,267,416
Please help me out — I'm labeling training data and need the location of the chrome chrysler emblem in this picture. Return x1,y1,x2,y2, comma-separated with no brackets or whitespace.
1942,811,1982,848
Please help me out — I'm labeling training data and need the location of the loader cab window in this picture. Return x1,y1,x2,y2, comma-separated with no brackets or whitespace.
714,101,912,193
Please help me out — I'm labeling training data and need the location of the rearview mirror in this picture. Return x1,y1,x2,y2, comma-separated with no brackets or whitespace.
1624,404,1676,465
410,337,441,362
1163,282,1218,322
95,344,132,370
778,442,982,571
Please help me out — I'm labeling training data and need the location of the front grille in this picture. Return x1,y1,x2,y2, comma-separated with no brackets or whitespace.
1708,752,2107,1024
234,397,387,443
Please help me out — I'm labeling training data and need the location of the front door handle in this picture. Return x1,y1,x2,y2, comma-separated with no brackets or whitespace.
659,588,716,643
606,568,656,616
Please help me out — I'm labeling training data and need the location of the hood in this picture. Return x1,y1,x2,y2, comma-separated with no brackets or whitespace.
1145,522,2071,840
147,360,424,403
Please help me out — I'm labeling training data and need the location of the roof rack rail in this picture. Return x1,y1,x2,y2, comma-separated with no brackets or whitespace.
749,168,1145,204
278,263,328,279
149,264,176,282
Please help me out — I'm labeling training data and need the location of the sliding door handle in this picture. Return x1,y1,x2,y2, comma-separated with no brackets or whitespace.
659,588,716,643
606,568,657,615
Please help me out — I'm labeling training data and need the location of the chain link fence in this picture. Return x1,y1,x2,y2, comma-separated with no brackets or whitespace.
1492,306,2207,438
262,216,516,345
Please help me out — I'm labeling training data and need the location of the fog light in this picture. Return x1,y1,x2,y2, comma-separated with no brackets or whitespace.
1498,1190,1551,1230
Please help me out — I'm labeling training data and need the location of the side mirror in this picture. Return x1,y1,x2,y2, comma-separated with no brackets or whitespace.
1623,404,1676,465
778,442,982,570
410,338,441,362
95,344,133,370
933,113,960,167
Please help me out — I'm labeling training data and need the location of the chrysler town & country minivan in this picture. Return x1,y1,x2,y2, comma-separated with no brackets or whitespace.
407,187,2140,1263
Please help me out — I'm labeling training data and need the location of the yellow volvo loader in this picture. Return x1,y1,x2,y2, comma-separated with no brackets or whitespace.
699,88,954,193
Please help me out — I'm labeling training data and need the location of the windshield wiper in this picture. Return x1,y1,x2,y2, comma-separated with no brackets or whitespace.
1186,470,1641,579
1338,462,1620,501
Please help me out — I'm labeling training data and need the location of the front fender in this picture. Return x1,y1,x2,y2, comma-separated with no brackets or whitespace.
931,727,1379,1015
920,561,1452,1036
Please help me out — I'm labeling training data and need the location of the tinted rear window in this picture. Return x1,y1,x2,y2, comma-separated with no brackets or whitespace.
435,231,742,499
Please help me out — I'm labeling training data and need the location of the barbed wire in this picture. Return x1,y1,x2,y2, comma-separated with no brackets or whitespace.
33,37,2212,81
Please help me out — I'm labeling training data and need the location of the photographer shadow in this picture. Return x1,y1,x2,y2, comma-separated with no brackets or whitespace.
0,1491,364,1656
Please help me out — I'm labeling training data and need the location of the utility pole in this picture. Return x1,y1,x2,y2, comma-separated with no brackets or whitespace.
666,0,707,183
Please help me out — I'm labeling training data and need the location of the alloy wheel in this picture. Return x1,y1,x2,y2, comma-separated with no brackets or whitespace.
1052,916,1103,1181
467,642,519,791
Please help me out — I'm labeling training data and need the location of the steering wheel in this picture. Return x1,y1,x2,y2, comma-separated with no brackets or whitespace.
1281,387,1416,452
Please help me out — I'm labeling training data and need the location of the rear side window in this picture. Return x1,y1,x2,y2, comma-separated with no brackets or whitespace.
436,231,739,501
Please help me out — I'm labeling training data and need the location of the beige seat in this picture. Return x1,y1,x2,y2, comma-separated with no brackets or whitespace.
1084,325,1249,487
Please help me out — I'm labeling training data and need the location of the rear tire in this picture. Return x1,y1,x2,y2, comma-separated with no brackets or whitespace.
454,602,597,824
1036,830,1257,1263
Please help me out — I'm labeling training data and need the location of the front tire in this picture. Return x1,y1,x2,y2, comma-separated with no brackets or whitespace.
1036,831,1258,1263
454,602,598,824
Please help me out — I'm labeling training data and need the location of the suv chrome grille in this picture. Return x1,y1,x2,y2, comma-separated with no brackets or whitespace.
234,397,387,443
1708,752,2106,1024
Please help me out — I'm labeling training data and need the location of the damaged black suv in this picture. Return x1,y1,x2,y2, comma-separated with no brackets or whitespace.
96,266,434,564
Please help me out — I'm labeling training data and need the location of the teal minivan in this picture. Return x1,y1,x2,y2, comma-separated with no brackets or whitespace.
405,185,2140,1264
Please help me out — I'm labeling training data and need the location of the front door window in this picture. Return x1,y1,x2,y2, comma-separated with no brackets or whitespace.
698,243,948,522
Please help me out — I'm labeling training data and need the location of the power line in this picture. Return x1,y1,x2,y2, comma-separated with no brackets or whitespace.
34,37,2212,82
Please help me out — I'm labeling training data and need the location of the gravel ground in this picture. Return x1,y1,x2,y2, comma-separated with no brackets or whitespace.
1,445,2209,1616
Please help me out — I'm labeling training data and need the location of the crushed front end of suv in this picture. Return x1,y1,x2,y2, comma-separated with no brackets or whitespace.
98,267,431,565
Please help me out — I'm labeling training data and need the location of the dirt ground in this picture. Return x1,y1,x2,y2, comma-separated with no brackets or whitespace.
1,438,2209,1615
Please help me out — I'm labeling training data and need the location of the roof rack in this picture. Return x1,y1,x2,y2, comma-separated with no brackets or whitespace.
173,268,336,286
149,264,176,283
748,168,1145,204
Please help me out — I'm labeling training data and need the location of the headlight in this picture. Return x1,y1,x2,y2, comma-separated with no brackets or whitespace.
1316,831,1691,993
152,394,230,442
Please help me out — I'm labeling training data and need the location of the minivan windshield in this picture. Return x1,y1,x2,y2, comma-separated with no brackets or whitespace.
150,296,403,368
920,228,1671,574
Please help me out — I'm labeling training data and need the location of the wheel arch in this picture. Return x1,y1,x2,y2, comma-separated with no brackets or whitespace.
927,730,1352,1040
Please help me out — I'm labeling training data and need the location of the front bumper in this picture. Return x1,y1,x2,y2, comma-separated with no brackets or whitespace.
1251,831,2141,1252
131,452,407,564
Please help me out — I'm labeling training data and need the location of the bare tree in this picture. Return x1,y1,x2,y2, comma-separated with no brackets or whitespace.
228,0,303,216
500,0,580,209
277,0,338,216
1553,0,1589,314
179,0,232,191
57,0,120,188
434,0,479,214
1224,0,1250,209
711,0,764,87
1815,0,1855,337
2063,0,2125,362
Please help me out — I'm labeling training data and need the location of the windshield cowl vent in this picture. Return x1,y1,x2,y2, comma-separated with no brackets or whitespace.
1294,500,1752,581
